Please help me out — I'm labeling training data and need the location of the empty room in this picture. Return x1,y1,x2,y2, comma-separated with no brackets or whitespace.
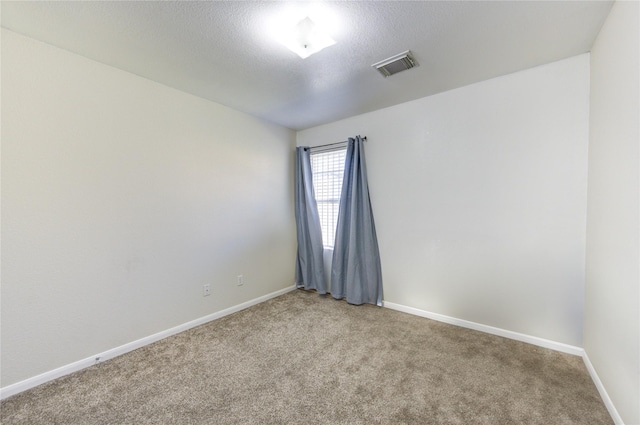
1,1,638,424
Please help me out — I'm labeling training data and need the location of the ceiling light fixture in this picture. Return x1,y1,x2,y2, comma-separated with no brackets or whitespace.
277,16,336,59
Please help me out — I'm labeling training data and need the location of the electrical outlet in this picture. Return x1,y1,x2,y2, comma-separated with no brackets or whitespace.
237,275,244,286
203,284,211,296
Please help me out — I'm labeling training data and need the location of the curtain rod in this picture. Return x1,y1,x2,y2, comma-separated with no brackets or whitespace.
306,136,367,152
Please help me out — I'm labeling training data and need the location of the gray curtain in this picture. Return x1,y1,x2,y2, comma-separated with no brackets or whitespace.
295,147,326,294
331,136,383,305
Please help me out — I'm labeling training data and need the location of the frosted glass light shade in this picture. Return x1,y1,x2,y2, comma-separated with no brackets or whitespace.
279,17,336,59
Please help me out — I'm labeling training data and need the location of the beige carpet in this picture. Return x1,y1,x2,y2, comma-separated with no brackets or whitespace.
1,289,612,424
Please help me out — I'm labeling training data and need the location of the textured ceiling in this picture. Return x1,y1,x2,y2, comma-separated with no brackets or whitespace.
1,1,613,130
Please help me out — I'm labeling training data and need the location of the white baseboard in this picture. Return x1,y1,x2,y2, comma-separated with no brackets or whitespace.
0,285,296,400
582,352,624,425
385,301,625,423
3,288,622,425
382,301,584,356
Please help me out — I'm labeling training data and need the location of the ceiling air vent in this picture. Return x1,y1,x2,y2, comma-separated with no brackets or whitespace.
372,50,418,77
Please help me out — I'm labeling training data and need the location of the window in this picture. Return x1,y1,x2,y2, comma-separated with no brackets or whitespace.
310,148,346,248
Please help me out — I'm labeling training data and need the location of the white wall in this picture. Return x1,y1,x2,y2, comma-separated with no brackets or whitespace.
585,1,640,423
1,29,296,387
298,55,590,347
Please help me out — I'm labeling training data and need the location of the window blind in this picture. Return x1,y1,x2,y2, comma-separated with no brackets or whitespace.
310,148,346,247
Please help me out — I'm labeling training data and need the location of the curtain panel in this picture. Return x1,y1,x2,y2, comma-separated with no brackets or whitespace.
331,136,383,306
294,147,326,294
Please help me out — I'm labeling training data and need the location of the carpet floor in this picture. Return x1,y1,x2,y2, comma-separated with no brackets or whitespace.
1,289,612,424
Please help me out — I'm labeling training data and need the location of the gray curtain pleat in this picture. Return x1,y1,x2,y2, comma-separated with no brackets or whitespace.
331,136,383,305
295,147,326,294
